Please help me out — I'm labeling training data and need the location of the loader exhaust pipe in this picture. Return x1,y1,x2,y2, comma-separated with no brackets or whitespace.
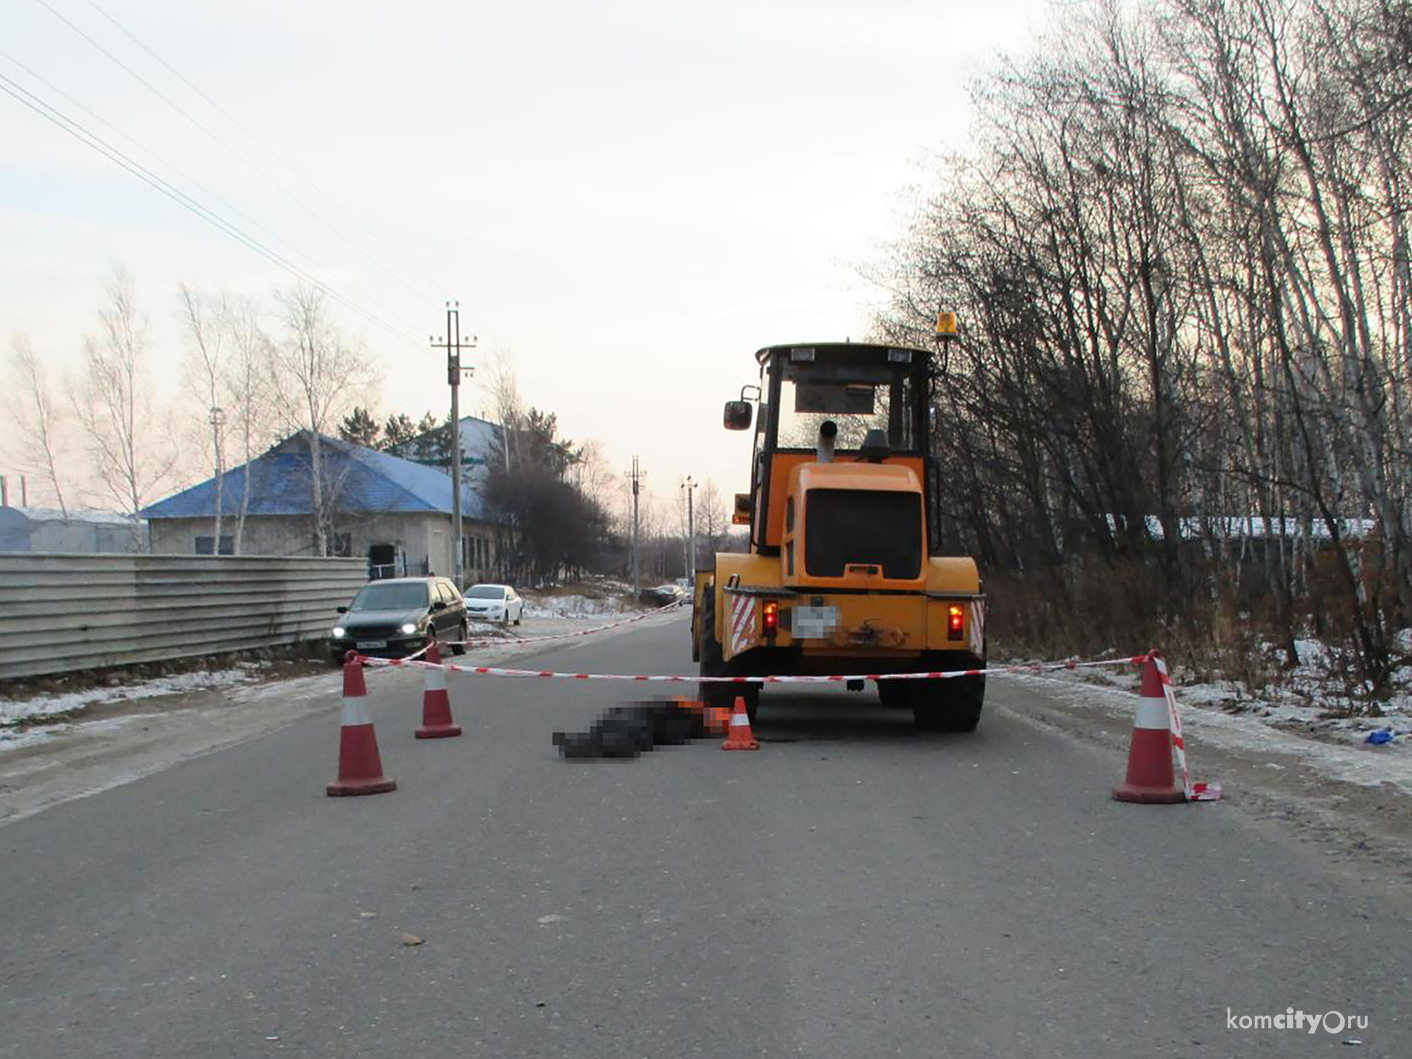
817,419,838,463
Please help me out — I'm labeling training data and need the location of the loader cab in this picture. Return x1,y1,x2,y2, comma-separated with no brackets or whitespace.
726,343,936,561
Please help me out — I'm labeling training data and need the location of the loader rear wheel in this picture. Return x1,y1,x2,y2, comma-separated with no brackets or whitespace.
697,600,759,722
912,674,985,732
697,598,727,707
877,679,910,707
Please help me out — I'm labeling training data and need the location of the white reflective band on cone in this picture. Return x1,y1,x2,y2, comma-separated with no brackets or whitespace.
731,712,749,725
342,695,371,727
1134,697,1169,730
424,665,446,692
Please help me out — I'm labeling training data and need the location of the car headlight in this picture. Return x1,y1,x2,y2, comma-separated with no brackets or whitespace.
332,626,346,638
401,622,418,635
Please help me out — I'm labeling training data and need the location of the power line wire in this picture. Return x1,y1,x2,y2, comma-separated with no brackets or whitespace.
0,71,423,348
83,0,456,301
28,0,435,338
0,46,371,306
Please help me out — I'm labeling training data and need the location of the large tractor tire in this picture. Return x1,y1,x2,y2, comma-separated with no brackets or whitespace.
697,599,759,722
911,673,985,732
877,679,910,707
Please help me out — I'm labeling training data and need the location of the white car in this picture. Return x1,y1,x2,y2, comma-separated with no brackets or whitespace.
465,583,523,625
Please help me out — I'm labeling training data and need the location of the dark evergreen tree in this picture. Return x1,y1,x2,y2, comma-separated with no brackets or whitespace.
338,406,380,448
381,412,417,452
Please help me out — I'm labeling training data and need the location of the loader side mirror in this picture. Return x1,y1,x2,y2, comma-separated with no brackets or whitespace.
733,492,753,525
723,400,753,431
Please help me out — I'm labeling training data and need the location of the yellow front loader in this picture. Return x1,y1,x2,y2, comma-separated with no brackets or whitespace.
692,324,987,730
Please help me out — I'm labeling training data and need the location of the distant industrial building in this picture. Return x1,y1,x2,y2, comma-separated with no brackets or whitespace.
0,506,145,554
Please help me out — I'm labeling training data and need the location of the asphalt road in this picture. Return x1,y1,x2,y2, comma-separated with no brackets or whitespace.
2,616,1409,1058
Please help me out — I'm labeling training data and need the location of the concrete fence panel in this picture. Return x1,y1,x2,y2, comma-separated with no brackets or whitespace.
0,554,367,680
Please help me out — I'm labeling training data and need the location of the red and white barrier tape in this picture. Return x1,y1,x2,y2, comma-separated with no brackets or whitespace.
355,652,1149,684
445,598,684,649
360,639,433,673
356,644,1219,802
1152,653,1222,801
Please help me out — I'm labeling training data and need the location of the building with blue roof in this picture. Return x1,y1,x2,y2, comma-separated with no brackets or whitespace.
388,414,501,489
142,430,504,585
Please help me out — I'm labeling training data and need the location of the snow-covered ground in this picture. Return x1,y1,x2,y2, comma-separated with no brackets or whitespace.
0,668,261,729
1068,636,1412,745
521,592,632,619
999,638,1412,798
516,578,646,620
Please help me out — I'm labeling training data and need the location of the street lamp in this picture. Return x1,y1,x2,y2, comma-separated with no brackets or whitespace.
681,475,696,584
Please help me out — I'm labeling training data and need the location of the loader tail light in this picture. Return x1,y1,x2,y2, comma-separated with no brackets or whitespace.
947,604,964,641
763,600,779,636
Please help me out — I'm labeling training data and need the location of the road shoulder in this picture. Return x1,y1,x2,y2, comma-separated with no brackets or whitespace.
993,672,1412,895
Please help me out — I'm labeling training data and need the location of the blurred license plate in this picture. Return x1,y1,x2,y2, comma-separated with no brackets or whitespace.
356,640,387,649
793,606,839,639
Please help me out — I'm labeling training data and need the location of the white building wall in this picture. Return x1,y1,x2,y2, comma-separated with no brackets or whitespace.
149,513,500,589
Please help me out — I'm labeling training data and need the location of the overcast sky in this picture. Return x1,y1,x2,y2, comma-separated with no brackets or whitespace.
1,0,1051,517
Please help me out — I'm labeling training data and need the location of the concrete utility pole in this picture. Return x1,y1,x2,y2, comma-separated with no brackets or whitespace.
210,406,225,553
625,455,646,594
431,302,476,588
681,475,696,583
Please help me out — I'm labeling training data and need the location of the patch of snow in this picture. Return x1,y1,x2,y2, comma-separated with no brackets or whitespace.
0,723,72,753
522,593,629,620
1000,666,1412,797
79,711,172,733
0,712,175,755
0,669,257,727
227,671,337,705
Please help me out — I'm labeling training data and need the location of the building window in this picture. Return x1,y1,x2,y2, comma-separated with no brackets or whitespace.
195,535,234,555
368,543,397,579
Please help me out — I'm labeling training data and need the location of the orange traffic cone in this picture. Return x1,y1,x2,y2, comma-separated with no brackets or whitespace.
415,638,462,739
721,695,759,751
1112,652,1184,803
327,653,397,796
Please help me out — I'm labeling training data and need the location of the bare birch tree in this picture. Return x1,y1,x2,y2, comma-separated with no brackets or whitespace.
71,267,179,531
6,334,71,517
479,349,524,472
224,296,276,554
698,479,727,556
179,284,228,552
269,285,370,556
